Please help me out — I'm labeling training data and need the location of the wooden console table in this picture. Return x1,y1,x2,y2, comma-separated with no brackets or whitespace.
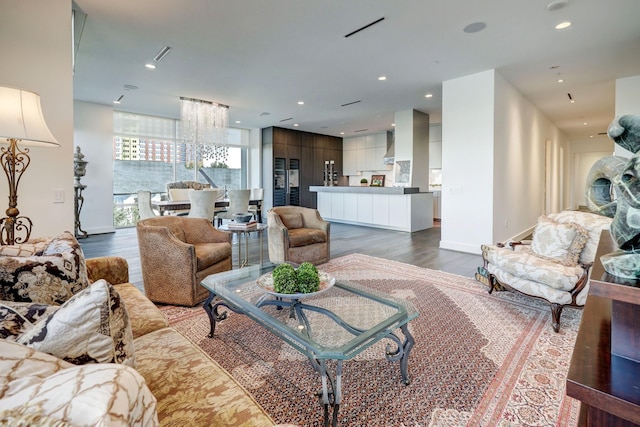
566,230,640,426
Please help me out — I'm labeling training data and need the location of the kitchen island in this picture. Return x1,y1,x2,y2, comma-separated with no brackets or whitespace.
310,186,433,232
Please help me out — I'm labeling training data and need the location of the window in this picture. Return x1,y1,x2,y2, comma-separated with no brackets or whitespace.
112,111,249,227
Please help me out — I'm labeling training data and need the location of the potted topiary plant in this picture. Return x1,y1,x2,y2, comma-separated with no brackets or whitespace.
360,178,368,187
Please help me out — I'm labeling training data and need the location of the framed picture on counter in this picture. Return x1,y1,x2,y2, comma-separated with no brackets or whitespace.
370,175,385,187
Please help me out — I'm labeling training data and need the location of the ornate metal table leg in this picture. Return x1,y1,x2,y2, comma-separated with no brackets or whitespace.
383,323,416,385
318,359,342,427
203,292,227,338
399,323,415,385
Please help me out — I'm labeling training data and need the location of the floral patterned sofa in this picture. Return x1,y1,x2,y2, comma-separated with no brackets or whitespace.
476,210,612,332
0,232,278,426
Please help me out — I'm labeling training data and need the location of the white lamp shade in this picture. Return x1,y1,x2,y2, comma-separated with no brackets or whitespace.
0,86,60,147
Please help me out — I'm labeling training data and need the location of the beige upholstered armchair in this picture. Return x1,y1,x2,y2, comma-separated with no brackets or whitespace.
136,216,232,306
267,206,330,265
476,210,611,332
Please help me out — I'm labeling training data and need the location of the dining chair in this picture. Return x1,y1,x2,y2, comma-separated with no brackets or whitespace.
248,188,264,222
215,189,251,226
187,189,218,222
137,190,158,220
168,188,191,216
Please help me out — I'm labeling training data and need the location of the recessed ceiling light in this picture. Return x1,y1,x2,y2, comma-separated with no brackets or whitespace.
260,112,270,116
547,0,569,12
570,100,575,104
124,84,138,90
378,76,387,81
235,120,241,124
583,122,588,125
340,132,345,135
297,101,304,105
463,22,486,33
293,123,299,127
425,93,433,98
391,123,395,127
557,79,564,83
145,63,156,69
590,135,594,138
555,21,572,30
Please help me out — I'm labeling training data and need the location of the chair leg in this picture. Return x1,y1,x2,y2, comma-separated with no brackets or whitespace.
475,266,496,294
550,303,563,333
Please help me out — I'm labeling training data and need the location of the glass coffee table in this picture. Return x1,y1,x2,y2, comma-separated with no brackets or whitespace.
200,262,419,427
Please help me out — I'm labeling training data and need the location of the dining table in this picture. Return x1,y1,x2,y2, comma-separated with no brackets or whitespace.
151,199,263,223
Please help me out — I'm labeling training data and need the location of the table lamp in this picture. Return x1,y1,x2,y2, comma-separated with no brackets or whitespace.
0,86,60,245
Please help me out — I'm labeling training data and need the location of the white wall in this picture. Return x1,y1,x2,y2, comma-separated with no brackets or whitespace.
74,101,115,234
248,128,262,189
411,110,430,191
615,75,640,117
1,0,74,239
395,109,430,189
493,72,571,241
613,75,640,158
441,70,495,253
441,69,570,254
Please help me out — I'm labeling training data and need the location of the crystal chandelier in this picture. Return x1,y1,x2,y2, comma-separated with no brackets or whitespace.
179,97,229,146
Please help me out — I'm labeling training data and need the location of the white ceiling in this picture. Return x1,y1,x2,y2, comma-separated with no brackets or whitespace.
72,0,640,140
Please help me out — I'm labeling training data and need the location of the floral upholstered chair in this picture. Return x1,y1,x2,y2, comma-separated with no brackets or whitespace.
476,210,611,332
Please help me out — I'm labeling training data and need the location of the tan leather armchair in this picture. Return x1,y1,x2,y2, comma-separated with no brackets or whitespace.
137,216,232,306
267,206,330,265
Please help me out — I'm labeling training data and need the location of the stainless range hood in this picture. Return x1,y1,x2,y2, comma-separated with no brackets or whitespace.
383,141,395,165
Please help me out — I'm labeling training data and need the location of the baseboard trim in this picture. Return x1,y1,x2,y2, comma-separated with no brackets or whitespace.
439,240,482,255
84,226,116,235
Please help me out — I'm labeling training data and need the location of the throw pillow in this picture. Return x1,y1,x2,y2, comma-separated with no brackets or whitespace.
0,232,89,304
0,242,48,257
280,213,303,229
17,280,136,367
0,346,158,427
530,216,589,266
0,303,58,340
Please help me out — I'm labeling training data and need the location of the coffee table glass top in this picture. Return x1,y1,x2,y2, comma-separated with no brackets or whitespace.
200,262,418,360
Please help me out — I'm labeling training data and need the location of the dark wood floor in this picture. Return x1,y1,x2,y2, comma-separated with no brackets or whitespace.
79,221,482,289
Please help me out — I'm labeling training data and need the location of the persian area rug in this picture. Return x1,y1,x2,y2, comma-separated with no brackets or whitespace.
160,254,581,427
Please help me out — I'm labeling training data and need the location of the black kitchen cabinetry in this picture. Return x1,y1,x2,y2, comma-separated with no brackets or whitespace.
262,127,342,211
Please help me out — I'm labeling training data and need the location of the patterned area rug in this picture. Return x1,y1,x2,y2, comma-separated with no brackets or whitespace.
160,254,581,427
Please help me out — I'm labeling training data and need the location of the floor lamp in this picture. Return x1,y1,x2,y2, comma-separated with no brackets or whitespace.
0,87,60,245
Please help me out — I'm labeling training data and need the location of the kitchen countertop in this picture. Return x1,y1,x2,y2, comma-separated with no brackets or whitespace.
309,186,424,194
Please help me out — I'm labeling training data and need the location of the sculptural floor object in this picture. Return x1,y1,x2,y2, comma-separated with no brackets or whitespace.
585,115,640,278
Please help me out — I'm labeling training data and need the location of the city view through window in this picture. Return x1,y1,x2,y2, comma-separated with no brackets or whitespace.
112,111,248,227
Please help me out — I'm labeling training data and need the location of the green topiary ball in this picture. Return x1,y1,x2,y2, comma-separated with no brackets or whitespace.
272,263,298,294
296,262,320,293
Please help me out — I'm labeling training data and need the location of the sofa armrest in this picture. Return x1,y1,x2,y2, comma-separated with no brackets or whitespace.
86,256,129,285
267,211,289,263
182,218,232,245
300,209,329,233
506,240,532,251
